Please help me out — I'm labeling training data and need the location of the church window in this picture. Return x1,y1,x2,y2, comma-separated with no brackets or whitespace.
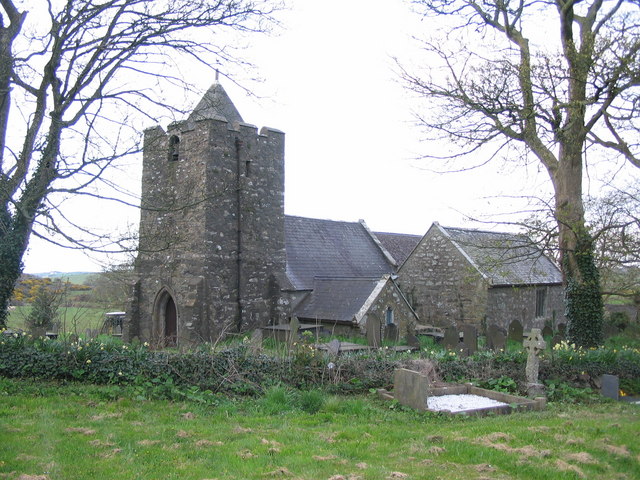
168,135,180,161
535,288,546,317
385,307,395,325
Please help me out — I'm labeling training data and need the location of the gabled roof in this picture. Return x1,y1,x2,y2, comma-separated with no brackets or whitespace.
294,277,382,322
373,232,421,266
438,224,562,286
188,81,244,124
285,216,395,291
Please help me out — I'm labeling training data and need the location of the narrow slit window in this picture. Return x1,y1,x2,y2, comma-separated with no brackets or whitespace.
535,288,546,317
386,307,394,325
168,135,180,161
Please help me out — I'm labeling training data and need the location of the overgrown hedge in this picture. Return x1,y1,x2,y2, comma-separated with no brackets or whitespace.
0,333,399,395
1,332,639,398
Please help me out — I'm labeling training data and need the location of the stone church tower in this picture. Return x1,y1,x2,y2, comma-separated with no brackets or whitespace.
125,81,289,346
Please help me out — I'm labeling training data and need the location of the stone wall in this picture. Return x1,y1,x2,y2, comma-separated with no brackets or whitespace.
485,284,566,332
397,226,488,327
359,279,418,341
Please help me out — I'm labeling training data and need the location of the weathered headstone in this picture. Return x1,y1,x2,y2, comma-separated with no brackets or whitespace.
507,320,523,342
603,324,619,339
487,324,506,351
393,368,428,411
384,323,399,343
85,329,98,340
406,331,421,349
523,328,546,397
366,315,381,347
288,316,299,347
601,374,620,401
443,326,459,350
248,329,263,355
551,334,563,348
460,324,477,354
542,325,553,338
557,323,566,336
327,338,341,356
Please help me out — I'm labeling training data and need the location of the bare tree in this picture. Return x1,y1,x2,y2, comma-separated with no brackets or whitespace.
0,0,280,327
401,0,640,346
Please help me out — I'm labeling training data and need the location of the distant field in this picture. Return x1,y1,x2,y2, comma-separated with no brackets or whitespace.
32,271,100,285
7,306,108,335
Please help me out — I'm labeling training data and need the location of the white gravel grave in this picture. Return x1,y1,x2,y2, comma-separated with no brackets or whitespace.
427,394,508,413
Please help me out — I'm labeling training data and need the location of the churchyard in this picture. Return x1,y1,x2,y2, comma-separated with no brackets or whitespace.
1,317,640,479
1,377,639,480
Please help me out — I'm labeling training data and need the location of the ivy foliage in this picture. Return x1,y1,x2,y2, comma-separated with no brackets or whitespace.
565,232,604,348
2,333,639,400
0,222,24,328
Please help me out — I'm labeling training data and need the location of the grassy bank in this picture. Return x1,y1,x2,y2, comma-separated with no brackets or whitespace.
1,379,638,480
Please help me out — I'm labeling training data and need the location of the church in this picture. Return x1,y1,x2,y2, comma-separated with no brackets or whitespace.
124,81,565,347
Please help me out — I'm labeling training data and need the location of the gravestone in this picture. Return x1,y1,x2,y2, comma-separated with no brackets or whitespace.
551,334,563,348
487,324,506,351
523,328,546,397
542,325,553,338
406,331,421,349
248,329,263,355
327,338,341,356
604,324,619,339
288,316,299,347
84,329,99,340
460,324,478,354
507,320,523,342
384,323,399,343
393,368,428,411
443,326,459,350
601,374,620,401
366,316,381,347
557,323,566,336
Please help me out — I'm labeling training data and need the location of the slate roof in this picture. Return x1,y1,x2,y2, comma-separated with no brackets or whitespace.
440,225,562,286
294,277,382,322
188,82,244,124
285,216,395,291
373,232,421,265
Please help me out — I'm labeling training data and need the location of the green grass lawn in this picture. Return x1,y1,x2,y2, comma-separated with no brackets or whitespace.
7,306,107,335
1,379,639,480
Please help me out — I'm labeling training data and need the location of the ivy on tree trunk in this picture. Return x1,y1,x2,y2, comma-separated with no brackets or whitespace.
565,232,603,348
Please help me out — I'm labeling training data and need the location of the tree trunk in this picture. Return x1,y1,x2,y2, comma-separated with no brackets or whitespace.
553,147,603,347
0,218,30,328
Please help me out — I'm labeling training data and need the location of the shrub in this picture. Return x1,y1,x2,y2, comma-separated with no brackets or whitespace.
544,379,596,403
1,331,639,402
479,375,518,394
541,341,640,391
25,286,61,334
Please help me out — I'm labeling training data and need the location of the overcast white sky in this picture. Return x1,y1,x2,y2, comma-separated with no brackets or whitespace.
21,0,638,274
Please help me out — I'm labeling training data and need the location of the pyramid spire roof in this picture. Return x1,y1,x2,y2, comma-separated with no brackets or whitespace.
188,79,244,124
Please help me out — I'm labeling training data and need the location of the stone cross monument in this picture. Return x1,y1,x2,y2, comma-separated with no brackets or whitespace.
523,328,546,397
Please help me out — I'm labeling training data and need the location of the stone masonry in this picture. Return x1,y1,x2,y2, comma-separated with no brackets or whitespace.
125,83,290,346
397,226,488,327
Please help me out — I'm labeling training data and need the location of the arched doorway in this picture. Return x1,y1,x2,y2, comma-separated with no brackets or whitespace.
154,290,178,347
164,296,177,347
